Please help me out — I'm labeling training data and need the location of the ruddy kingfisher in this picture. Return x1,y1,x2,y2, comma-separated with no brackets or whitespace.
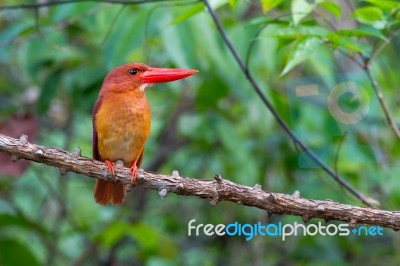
93,63,198,205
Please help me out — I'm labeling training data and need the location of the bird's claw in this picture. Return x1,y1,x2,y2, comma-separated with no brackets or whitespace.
105,160,115,176
130,164,138,183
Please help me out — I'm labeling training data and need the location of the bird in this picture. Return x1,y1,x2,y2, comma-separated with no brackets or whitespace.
92,63,198,205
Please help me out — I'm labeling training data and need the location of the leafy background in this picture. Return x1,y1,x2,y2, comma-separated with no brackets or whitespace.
0,0,400,265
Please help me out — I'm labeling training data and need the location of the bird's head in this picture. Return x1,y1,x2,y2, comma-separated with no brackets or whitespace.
101,63,198,94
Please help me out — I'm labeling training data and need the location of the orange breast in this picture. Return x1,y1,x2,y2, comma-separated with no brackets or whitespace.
95,91,151,167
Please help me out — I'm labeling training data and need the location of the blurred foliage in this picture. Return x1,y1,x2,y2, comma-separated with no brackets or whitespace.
0,0,400,265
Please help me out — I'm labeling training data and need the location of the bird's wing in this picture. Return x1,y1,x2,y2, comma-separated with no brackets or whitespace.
92,98,102,160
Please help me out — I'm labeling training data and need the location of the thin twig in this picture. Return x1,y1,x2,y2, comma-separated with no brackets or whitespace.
362,11,400,138
371,29,400,60
363,61,400,139
334,47,363,68
333,132,347,175
201,0,377,207
327,39,400,140
101,4,126,47
0,0,191,11
370,8,400,60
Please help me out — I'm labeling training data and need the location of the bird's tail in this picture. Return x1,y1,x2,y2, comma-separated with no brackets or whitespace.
94,179,125,205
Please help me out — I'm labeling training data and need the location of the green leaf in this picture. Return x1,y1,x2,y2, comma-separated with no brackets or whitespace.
260,0,283,13
352,6,386,28
319,1,342,18
37,68,62,114
169,0,228,25
336,27,388,42
96,221,130,248
169,3,203,26
228,0,238,8
96,221,159,252
326,32,363,52
0,214,49,235
292,0,316,25
281,37,323,76
0,20,32,42
195,74,229,111
353,6,384,22
261,25,329,39
364,0,400,9
0,238,41,266
128,223,159,252
247,16,288,26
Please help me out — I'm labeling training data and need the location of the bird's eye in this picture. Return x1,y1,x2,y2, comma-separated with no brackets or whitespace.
129,69,138,75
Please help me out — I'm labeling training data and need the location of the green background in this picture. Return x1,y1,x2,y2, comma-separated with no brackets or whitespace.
0,0,399,265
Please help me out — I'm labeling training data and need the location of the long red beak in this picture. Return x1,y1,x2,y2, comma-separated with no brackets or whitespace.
140,67,198,83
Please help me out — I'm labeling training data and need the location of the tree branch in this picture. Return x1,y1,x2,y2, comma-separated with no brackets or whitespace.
363,58,400,140
0,0,192,10
0,133,399,230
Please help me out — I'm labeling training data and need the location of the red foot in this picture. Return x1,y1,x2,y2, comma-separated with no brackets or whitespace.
105,160,115,176
130,163,138,183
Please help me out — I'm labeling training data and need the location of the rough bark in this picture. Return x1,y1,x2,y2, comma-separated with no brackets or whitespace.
0,133,399,230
